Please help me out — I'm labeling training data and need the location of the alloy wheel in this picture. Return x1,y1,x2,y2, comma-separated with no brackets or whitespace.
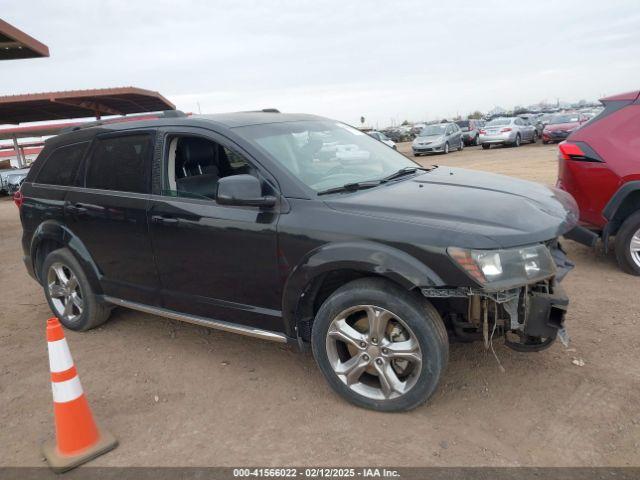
325,305,422,401
47,262,84,322
630,228,640,268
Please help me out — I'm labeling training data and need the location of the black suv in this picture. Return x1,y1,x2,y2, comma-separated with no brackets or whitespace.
18,111,578,411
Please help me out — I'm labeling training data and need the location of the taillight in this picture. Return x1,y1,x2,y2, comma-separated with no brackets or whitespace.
479,129,486,134
558,141,603,162
500,127,512,132
13,190,24,209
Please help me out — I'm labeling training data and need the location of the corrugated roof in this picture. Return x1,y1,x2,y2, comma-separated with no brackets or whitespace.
0,87,176,124
0,19,49,60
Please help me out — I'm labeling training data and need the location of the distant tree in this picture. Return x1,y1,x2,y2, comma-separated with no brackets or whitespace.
468,111,483,119
401,120,410,126
440,118,448,123
360,116,365,125
513,106,528,115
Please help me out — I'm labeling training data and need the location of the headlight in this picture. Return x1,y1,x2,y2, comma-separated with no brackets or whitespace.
448,244,556,289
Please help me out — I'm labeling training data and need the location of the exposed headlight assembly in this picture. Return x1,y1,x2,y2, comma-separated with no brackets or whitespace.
448,244,556,289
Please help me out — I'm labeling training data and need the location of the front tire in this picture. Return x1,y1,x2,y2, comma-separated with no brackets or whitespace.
482,143,490,150
42,248,112,331
615,211,640,275
443,142,450,154
311,278,448,412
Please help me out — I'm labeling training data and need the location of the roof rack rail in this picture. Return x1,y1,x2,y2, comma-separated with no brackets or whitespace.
59,110,187,134
261,108,280,113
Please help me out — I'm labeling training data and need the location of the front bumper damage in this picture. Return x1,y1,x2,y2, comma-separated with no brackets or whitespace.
422,242,574,352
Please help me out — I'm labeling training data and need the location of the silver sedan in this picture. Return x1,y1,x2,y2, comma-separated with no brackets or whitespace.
479,117,537,149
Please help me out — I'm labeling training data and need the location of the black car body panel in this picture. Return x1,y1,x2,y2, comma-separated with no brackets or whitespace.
324,167,578,249
19,112,578,345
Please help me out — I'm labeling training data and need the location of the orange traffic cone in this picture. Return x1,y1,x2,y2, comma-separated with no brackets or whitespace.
42,318,118,472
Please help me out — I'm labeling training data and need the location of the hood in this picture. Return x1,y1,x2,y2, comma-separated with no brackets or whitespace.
324,167,578,248
545,122,580,132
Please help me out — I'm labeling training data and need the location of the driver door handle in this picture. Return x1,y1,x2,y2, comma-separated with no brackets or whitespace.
151,215,179,225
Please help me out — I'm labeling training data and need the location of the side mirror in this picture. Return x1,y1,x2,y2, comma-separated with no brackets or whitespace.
216,175,277,207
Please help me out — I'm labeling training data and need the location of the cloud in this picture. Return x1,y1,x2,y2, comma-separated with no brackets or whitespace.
2,0,640,125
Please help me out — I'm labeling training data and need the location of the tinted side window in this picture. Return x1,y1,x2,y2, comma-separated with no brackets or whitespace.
86,134,152,193
35,142,89,186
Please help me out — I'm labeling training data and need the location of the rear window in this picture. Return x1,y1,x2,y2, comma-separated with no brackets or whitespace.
455,121,469,128
486,118,511,127
85,134,153,193
35,142,89,186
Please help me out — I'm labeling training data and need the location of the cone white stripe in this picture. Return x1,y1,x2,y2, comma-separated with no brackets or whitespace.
51,375,83,403
47,338,74,373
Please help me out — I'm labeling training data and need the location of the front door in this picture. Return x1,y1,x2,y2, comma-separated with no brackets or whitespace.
148,128,283,332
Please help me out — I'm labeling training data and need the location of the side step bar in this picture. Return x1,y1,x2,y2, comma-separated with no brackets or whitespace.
104,296,288,343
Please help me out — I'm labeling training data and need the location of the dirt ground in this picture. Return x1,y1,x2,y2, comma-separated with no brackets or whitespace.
1,142,639,467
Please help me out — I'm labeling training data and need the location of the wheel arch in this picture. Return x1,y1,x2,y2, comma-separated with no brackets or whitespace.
30,220,103,293
282,241,444,340
602,181,640,246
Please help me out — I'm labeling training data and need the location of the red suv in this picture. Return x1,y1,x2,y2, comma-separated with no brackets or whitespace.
557,90,640,275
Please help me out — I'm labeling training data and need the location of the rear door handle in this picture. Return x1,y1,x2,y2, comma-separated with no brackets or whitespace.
151,215,179,225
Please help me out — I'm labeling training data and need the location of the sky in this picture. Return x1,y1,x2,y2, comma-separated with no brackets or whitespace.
2,0,640,128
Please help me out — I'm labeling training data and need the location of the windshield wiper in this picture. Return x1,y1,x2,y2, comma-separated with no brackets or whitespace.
317,180,381,196
380,166,435,182
317,166,437,196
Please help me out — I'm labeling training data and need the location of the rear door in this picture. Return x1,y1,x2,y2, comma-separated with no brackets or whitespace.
148,127,283,332
64,131,160,305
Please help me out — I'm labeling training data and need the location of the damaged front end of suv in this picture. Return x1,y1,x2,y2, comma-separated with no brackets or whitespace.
424,240,573,352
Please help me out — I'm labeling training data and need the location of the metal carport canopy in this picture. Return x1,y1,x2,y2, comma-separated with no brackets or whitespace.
0,87,176,124
0,18,49,60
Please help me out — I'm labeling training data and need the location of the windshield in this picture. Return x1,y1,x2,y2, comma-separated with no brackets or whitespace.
549,114,580,124
455,121,470,131
486,118,511,127
237,120,418,192
420,125,447,136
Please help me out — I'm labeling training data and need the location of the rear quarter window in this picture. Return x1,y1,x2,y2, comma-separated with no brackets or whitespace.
85,133,153,193
34,142,89,186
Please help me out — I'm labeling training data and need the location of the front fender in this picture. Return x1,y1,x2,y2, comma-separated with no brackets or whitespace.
281,241,444,336
30,220,103,294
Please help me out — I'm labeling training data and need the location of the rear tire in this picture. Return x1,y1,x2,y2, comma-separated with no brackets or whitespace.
473,135,479,146
614,211,640,276
42,248,112,331
481,144,490,150
513,134,521,147
531,132,538,143
458,140,464,151
311,278,448,412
